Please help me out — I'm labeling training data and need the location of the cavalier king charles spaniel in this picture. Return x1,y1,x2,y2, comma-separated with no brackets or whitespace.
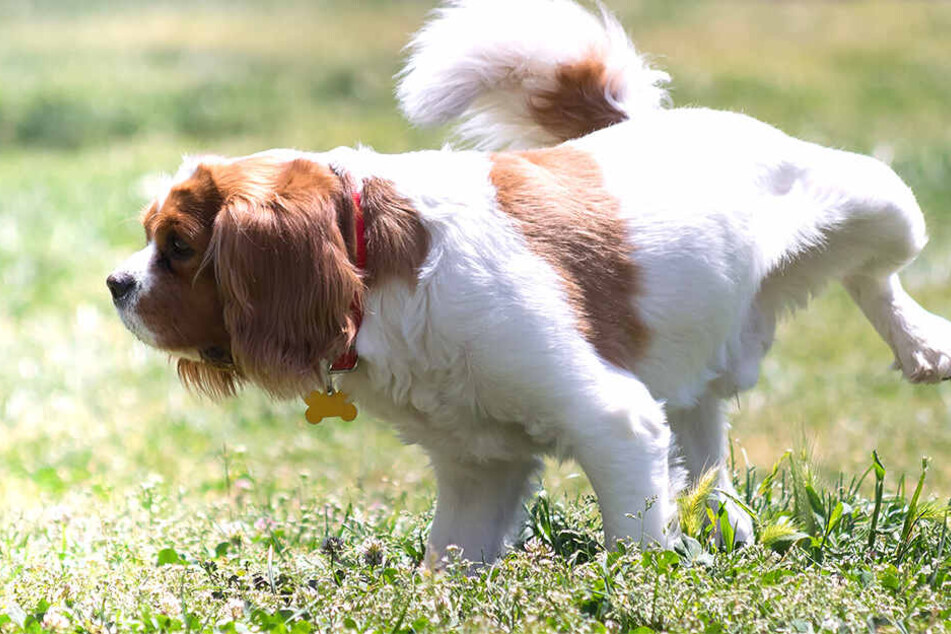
108,0,951,564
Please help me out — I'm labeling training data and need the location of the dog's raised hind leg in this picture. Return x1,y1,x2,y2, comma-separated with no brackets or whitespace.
845,273,951,383
824,153,951,383
789,144,951,383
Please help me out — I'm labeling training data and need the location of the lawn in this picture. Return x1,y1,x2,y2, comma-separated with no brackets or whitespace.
0,1,949,632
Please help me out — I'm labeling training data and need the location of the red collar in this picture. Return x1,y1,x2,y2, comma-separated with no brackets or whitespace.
329,191,365,373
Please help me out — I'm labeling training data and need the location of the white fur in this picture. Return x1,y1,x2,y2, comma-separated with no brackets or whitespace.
368,0,944,561
398,0,668,150
311,104,940,560
308,146,677,558
119,0,949,564
111,243,160,347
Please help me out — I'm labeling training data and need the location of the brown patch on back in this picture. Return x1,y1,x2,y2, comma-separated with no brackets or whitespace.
528,55,628,143
489,146,646,368
360,177,430,286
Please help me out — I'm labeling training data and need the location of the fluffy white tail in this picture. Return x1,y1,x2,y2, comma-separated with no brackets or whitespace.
397,0,669,150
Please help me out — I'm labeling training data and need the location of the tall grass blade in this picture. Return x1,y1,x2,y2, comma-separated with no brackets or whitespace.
718,505,735,554
757,450,791,499
868,451,886,551
789,450,820,537
928,501,949,588
895,457,929,563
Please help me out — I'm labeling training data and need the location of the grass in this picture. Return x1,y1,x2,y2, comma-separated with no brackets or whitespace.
0,1,950,631
1,451,949,632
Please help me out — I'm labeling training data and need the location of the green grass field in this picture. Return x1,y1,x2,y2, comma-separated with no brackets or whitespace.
1,1,950,631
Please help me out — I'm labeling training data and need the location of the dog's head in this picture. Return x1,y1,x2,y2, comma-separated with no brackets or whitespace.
107,153,363,398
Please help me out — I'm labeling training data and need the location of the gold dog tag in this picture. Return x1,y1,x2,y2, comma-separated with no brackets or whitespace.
304,390,358,424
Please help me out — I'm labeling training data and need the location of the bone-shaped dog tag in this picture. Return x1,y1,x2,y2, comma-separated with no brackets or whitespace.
304,390,358,424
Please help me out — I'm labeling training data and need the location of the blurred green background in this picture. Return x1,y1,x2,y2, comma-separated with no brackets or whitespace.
1,0,951,521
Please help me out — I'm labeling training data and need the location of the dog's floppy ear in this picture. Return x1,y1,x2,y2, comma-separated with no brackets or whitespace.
210,159,362,397
177,358,240,400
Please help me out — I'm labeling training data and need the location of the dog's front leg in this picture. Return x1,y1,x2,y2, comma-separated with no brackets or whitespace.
425,456,541,568
563,374,677,550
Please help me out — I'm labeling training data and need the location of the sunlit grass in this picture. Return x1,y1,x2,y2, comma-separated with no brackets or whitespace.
1,1,950,630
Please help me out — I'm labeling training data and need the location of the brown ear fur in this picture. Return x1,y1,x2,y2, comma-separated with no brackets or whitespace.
361,177,430,286
177,358,241,400
210,158,361,397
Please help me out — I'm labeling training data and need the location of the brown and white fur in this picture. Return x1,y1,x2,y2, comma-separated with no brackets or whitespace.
108,0,949,564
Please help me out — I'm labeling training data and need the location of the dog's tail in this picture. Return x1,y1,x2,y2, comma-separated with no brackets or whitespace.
397,0,669,150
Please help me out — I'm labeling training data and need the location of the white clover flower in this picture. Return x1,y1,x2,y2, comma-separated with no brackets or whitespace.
234,477,254,492
254,517,276,532
523,537,554,564
361,538,386,567
156,592,181,618
222,598,244,621
41,607,70,632
218,521,244,539
48,505,72,524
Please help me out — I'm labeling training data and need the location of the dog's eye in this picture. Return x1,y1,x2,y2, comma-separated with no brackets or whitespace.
167,233,195,260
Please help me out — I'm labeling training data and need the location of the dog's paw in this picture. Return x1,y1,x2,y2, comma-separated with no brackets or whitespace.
709,495,755,548
729,505,756,546
892,311,951,384
895,349,951,384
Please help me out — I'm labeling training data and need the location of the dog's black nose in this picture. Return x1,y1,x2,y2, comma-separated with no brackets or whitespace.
106,272,136,303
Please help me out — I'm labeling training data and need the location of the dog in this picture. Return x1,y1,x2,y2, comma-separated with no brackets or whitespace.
107,0,951,564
